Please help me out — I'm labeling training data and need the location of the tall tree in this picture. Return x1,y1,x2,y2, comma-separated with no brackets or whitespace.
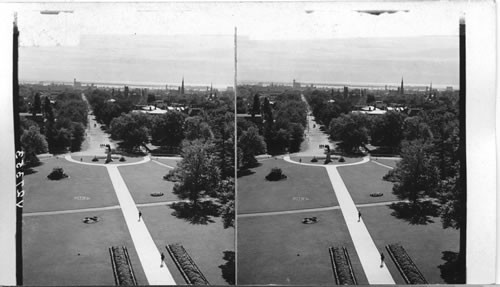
109,113,150,150
172,140,221,204
238,126,266,167
251,93,260,117
390,139,439,204
216,178,235,229
151,111,187,147
329,113,370,153
20,125,48,166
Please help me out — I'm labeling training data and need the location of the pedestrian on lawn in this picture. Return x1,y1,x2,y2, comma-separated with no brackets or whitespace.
380,252,385,267
138,211,142,222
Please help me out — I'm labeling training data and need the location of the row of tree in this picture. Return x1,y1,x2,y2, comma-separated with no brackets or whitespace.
238,91,308,168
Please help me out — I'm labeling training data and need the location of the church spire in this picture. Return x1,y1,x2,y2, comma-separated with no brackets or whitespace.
181,76,185,95
400,77,404,95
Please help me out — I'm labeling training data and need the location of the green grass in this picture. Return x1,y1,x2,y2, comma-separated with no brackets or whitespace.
360,205,460,284
290,156,363,165
141,205,235,285
23,158,118,213
119,162,179,204
337,161,399,204
22,209,147,285
238,159,338,214
237,210,368,285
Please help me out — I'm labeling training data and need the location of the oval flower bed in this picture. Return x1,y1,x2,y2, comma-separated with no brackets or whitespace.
166,243,209,285
386,244,428,284
329,246,357,285
109,246,137,286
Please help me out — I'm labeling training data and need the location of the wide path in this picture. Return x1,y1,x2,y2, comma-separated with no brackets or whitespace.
64,154,176,285
107,165,176,285
284,155,395,284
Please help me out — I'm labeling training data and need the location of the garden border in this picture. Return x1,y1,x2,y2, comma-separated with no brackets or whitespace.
385,244,428,284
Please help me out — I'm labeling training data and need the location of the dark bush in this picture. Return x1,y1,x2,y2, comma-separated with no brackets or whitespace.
164,170,180,182
110,246,137,286
324,159,332,164
387,244,428,284
265,167,287,181
330,247,356,285
167,243,209,285
311,157,318,162
47,167,68,180
339,157,345,162
119,156,126,162
92,156,98,162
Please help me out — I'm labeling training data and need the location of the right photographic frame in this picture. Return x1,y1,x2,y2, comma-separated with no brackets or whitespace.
235,1,496,285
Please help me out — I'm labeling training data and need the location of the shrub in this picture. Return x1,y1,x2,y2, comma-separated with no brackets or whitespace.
167,243,209,285
265,168,287,181
339,157,345,162
92,156,98,162
109,246,137,286
387,244,428,284
163,170,180,182
370,192,384,197
324,159,332,164
311,157,318,162
47,167,68,180
150,192,164,197
329,247,357,285
119,156,126,162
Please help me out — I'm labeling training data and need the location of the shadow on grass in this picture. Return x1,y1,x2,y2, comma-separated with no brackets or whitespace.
219,250,235,285
237,162,262,178
170,200,220,225
389,200,440,225
438,251,465,283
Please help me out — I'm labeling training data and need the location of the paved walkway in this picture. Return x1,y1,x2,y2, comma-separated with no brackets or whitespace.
238,200,405,218
107,165,176,285
371,160,394,170
23,200,188,217
64,154,177,285
283,155,395,284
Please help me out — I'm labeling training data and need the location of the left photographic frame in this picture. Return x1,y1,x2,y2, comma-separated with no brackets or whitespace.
9,2,235,285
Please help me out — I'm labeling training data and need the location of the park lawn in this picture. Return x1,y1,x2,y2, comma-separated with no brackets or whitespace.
361,205,460,284
290,156,363,165
119,162,178,204
151,157,181,168
237,210,368,285
141,205,235,285
72,155,146,164
372,158,400,168
23,158,118,213
23,209,148,286
337,161,399,204
238,159,338,214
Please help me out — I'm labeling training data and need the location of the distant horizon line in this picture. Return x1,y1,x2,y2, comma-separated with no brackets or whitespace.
239,80,458,90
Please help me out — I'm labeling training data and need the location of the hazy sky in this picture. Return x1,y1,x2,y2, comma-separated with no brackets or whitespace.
20,34,234,87
17,2,462,87
238,36,458,87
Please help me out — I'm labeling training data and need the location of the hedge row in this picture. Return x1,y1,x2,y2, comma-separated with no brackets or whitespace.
109,246,137,286
329,246,357,285
386,244,428,284
166,243,210,285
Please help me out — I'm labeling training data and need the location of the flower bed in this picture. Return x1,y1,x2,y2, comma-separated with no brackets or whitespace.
166,243,210,285
386,244,428,284
329,246,357,285
150,192,164,197
369,192,384,197
109,246,137,286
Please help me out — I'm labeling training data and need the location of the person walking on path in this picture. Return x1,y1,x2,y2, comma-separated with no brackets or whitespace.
138,211,142,222
380,252,385,268
358,210,362,222
160,252,165,267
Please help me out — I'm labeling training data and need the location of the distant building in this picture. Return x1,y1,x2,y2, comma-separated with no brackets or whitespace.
181,77,185,95
400,77,404,95
292,79,301,89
